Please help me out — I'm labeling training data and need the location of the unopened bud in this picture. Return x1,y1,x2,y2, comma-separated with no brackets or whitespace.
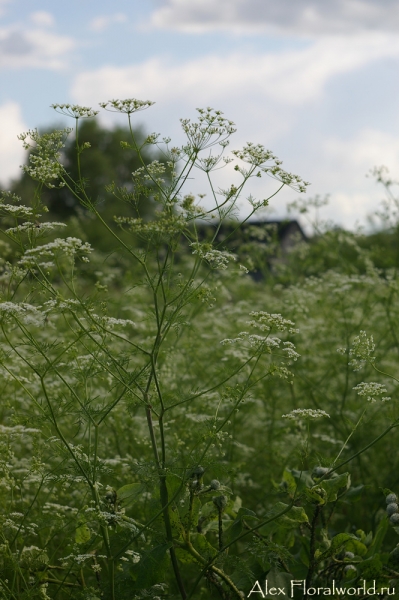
210,479,221,490
212,495,227,511
387,503,399,517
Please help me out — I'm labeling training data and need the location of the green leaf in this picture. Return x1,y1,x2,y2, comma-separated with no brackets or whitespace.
366,517,389,558
321,472,350,502
282,469,297,496
166,473,184,500
265,567,293,600
343,485,365,503
261,502,309,536
319,533,367,560
169,508,185,537
345,537,368,557
356,556,384,580
289,469,314,492
305,486,326,505
192,533,218,560
75,523,91,544
135,543,171,589
117,482,143,507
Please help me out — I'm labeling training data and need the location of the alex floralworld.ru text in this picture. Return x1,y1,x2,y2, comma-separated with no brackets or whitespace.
247,579,395,597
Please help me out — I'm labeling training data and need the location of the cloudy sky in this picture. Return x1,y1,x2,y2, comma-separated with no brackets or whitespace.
1,0,399,229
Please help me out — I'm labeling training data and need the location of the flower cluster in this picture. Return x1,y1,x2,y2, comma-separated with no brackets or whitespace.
19,237,92,267
0,204,34,218
247,311,298,333
5,221,66,238
51,104,99,119
0,301,44,326
18,128,71,188
220,333,299,359
115,214,187,237
232,142,310,192
349,331,376,371
282,408,330,420
190,242,236,270
386,493,399,526
353,381,391,403
99,98,155,114
181,107,236,152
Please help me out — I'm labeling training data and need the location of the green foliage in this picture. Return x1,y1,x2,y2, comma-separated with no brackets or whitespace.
1,100,399,600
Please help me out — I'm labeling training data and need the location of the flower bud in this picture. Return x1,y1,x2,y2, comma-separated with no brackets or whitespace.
344,552,355,560
344,565,357,578
386,503,399,517
386,493,398,504
191,466,205,478
212,495,228,511
312,466,329,478
105,488,117,504
390,513,399,525
210,479,221,490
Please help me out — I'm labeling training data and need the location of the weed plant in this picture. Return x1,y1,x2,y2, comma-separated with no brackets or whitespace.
1,100,399,599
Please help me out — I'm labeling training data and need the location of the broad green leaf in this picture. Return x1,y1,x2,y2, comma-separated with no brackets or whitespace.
366,517,389,558
117,483,143,507
289,469,314,492
356,556,384,581
75,523,91,544
321,472,350,502
169,508,185,537
192,533,218,560
345,537,368,557
166,473,184,500
175,547,197,564
305,486,326,505
135,543,171,589
265,567,293,600
260,502,308,536
282,469,297,496
198,500,219,529
320,533,367,560
343,484,365,503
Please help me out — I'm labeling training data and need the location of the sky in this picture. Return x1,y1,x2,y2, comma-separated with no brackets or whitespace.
1,0,399,230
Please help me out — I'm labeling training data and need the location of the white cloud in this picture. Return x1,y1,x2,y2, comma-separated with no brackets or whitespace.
0,26,75,70
69,39,399,229
0,0,11,18
0,102,27,186
71,35,399,111
324,129,399,178
292,129,399,228
149,0,399,36
30,11,55,28
89,13,127,32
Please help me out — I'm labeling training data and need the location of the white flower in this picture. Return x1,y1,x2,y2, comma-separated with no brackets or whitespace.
248,311,297,333
19,237,92,267
282,408,330,420
0,301,44,326
51,104,99,119
99,98,154,114
353,381,391,403
191,242,236,270
349,331,375,371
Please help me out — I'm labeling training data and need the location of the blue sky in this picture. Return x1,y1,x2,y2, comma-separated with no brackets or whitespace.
2,0,399,229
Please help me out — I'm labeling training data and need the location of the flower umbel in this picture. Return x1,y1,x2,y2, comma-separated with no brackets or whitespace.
99,99,155,114
353,382,391,403
51,104,99,119
282,408,330,420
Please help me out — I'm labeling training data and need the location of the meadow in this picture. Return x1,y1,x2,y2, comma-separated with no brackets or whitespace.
1,100,399,600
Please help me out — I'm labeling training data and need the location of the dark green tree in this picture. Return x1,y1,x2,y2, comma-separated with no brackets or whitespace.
7,119,164,250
